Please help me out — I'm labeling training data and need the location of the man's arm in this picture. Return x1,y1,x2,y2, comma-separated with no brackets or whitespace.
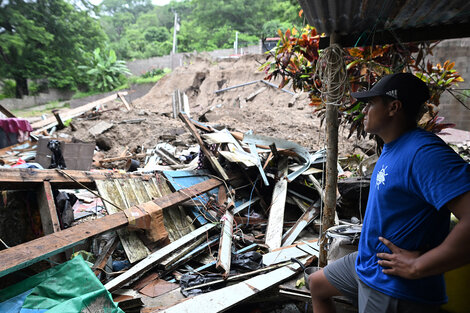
377,190,470,279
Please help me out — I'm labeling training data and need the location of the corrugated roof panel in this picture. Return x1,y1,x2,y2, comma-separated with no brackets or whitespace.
298,0,470,36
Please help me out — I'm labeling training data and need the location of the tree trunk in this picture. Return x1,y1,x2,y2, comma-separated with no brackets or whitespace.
319,32,341,267
15,77,28,98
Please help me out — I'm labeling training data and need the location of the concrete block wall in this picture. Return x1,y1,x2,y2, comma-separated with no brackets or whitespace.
126,45,260,76
428,39,470,130
0,89,74,110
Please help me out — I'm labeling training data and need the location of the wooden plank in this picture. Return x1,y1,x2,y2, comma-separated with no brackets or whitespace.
36,181,61,234
31,93,124,131
161,259,307,313
0,168,155,189
178,113,229,180
216,211,233,275
36,181,65,264
96,180,150,263
118,92,131,110
158,236,205,270
105,223,217,292
262,245,308,266
0,177,225,278
265,157,288,250
281,205,319,247
0,103,16,117
0,212,128,278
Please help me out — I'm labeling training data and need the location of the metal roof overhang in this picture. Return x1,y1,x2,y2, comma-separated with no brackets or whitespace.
298,0,470,48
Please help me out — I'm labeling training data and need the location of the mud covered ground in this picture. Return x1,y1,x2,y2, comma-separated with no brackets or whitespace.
58,54,374,165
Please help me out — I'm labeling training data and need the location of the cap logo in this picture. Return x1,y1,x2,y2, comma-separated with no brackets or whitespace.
386,90,398,98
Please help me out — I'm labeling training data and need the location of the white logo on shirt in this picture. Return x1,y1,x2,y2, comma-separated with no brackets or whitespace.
376,165,388,190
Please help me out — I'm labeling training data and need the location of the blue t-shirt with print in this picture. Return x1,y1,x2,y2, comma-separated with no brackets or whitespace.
356,128,470,304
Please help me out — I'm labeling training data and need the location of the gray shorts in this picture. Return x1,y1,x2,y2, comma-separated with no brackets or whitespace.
323,252,440,313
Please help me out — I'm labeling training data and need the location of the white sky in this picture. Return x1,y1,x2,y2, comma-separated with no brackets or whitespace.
89,0,172,6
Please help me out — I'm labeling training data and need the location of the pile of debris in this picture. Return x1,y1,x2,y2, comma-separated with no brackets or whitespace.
0,98,369,312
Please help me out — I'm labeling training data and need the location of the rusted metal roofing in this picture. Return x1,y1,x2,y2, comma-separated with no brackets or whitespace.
298,0,470,45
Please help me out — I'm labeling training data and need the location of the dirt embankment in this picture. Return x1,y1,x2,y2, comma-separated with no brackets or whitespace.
61,54,374,160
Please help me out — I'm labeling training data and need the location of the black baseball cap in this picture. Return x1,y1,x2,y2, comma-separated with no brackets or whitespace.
351,73,430,106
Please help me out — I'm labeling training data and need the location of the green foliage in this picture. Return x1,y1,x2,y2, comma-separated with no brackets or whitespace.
0,0,106,97
98,0,302,58
1,80,17,99
78,47,131,92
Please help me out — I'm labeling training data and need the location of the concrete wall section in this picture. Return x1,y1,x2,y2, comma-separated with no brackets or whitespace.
428,39,470,130
0,89,74,110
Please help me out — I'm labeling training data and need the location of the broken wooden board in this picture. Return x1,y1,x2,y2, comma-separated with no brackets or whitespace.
36,181,61,234
0,177,225,278
161,258,308,313
265,157,288,250
282,205,319,247
0,211,129,278
118,92,131,110
179,112,229,180
216,211,233,275
262,241,319,266
105,223,217,292
96,179,151,263
31,93,126,132
0,168,153,189
36,181,65,263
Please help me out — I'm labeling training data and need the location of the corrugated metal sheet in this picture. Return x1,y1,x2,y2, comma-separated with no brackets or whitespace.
298,0,470,36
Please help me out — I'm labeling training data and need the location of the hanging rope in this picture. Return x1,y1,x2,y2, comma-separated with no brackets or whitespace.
314,44,349,106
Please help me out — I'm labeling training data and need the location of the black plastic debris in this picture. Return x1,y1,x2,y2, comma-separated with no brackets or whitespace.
180,273,225,297
54,191,77,228
231,251,264,273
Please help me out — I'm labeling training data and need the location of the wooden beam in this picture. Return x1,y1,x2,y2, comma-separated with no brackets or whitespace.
0,177,225,278
118,92,131,111
105,223,217,292
36,181,66,264
0,168,155,189
265,157,288,250
31,93,125,132
281,205,319,247
0,104,16,118
216,211,233,275
0,212,128,278
178,112,229,180
36,181,61,234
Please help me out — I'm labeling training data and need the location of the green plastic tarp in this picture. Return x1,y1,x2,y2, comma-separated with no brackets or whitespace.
0,255,124,313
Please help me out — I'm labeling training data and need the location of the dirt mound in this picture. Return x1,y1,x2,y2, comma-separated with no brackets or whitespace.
60,54,374,162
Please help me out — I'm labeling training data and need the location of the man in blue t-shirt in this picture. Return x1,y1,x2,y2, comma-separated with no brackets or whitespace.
308,73,470,313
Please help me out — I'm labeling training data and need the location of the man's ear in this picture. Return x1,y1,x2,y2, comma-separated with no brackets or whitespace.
388,100,402,116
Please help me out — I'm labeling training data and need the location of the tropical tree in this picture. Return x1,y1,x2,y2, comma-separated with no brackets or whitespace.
78,47,131,92
0,0,106,97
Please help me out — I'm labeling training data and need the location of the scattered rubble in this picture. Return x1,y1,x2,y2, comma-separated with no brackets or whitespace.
0,54,468,312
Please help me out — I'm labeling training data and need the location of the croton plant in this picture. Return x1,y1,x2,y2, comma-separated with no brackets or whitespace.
260,25,464,140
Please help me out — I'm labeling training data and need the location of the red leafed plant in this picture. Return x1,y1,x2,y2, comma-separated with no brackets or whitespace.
261,25,464,139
